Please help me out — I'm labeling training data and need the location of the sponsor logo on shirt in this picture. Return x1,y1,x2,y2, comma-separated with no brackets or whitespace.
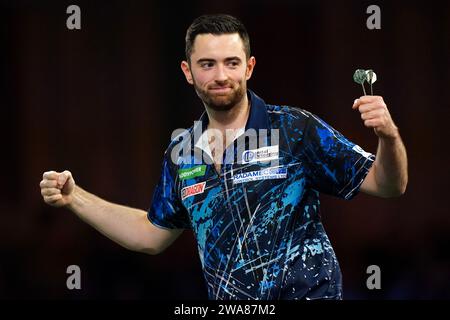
352,145,372,159
178,165,207,180
181,182,206,200
232,167,287,184
242,145,279,164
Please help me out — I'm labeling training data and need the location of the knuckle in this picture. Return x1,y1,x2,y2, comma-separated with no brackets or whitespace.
46,194,59,202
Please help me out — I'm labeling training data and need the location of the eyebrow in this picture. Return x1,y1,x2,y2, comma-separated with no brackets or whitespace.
196,56,243,64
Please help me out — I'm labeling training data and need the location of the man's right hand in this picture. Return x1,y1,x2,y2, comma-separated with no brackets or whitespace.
39,170,183,254
40,170,75,207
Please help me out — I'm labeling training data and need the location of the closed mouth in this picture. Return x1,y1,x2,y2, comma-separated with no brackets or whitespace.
209,87,232,92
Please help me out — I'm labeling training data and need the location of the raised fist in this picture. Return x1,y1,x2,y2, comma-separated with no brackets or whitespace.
40,170,75,207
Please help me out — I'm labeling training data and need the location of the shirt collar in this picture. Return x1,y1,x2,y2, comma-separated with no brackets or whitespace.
193,89,270,133
193,89,270,154
245,89,270,131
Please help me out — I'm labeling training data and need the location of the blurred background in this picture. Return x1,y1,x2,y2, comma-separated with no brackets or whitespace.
1,0,449,300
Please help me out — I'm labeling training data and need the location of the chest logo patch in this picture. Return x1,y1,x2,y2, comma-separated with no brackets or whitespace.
232,167,287,184
242,145,279,164
178,165,207,180
181,182,206,200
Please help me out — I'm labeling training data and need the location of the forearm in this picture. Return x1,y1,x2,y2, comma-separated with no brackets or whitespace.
68,185,149,252
372,130,408,196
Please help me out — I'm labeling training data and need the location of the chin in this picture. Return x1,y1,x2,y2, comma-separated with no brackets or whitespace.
208,103,235,112
207,96,234,110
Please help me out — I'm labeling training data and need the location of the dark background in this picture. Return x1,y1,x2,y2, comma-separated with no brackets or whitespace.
1,0,449,300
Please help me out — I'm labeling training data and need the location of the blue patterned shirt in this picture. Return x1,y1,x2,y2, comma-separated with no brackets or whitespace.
147,90,375,300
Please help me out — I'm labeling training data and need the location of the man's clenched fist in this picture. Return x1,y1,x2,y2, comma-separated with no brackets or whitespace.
352,95,399,140
40,170,75,207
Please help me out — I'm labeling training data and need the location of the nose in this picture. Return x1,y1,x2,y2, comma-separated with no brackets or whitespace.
214,64,228,82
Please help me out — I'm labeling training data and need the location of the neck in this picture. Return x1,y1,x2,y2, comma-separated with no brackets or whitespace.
205,94,250,132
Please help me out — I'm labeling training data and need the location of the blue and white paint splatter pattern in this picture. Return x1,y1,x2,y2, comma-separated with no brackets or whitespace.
148,90,375,300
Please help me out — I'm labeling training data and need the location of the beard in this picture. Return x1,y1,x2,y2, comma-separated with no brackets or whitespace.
193,79,246,112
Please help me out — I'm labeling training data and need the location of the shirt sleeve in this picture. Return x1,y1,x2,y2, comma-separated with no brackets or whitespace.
302,111,376,200
147,153,192,229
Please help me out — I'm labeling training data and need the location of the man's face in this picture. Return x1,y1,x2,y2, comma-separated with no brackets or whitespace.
181,33,255,111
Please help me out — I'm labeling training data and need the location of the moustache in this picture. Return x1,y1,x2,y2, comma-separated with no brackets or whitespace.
208,83,234,90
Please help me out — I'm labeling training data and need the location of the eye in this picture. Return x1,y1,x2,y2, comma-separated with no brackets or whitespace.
200,62,214,68
227,60,240,67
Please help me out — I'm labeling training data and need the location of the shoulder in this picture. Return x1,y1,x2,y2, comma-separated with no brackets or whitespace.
167,126,194,151
267,104,341,134
162,124,195,169
266,104,314,130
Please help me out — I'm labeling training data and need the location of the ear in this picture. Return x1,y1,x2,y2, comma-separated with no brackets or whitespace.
181,61,194,85
245,56,256,81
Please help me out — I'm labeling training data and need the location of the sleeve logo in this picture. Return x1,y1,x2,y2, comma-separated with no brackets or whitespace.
352,145,373,159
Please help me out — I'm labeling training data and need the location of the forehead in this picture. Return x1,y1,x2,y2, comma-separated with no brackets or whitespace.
191,33,246,60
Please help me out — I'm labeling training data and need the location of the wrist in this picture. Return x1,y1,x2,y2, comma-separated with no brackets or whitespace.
379,126,401,143
66,185,81,212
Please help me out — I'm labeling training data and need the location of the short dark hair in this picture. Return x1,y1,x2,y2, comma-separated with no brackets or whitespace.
185,14,251,63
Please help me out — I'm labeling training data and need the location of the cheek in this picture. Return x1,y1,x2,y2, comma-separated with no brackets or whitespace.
193,68,246,86
235,68,249,82
193,72,212,87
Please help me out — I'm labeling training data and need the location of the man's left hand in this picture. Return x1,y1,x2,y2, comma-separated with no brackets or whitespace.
352,95,399,139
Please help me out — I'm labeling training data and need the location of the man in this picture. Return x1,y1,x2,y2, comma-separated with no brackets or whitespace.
40,14,408,300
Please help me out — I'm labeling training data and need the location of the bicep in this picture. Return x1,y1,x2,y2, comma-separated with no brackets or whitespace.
359,164,380,197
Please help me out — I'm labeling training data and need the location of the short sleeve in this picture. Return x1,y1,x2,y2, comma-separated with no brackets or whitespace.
147,154,191,229
302,112,375,200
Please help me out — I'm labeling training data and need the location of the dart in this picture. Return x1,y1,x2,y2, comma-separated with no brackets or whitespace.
353,69,377,96
353,69,368,95
365,69,377,95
